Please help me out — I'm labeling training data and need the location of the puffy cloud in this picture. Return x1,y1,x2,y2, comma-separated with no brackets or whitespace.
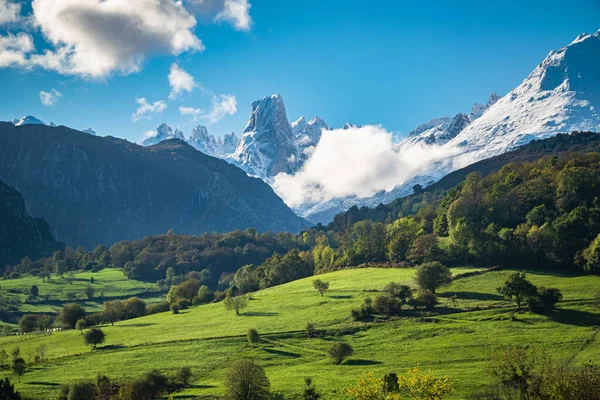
39,88,62,106
0,32,34,67
179,92,236,122
179,106,203,119
132,97,167,122
168,63,196,99
0,0,203,78
0,0,21,25
273,125,461,207
214,0,252,31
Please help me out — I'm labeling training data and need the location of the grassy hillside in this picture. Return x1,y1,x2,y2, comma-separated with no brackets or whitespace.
0,268,162,320
0,267,598,399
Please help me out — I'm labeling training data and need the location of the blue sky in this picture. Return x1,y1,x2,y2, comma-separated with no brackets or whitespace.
0,0,599,142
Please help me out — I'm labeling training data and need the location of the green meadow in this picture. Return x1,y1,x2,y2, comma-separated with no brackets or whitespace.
0,267,598,399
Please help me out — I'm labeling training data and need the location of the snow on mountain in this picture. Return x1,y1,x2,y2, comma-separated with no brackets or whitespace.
295,31,600,224
141,123,185,146
469,93,500,121
82,128,96,136
294,116,331,153
291,116,308,136
188,125,240,157
230,94,301,178
12,116,46,126
446,30,600,158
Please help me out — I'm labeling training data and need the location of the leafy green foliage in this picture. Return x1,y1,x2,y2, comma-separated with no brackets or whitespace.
415,262,452,293
225,359,270,400
497,272,538,309
328,342,353,365
83,328,105,349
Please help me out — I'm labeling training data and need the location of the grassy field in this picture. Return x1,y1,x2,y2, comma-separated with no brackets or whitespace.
0,267,598,399
0,268,163,322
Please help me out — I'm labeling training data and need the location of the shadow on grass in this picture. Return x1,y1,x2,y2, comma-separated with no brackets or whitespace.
240,312,278,317
546,308,600,327
330,295,353,299
188,384,217,389
440,291,504,301
26,381,61,387
263,348,301,358
97,344,126,351
121,323,156,327
345,359,382,366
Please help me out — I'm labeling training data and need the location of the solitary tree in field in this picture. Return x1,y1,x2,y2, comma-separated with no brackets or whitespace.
224,292,248,315
497,272,538,309
29,285,39,299
303,377,322,400
225,359,270,400
328,342,353,365
247,329,260,347
415,262,452,293
313,279,329,297
75,319,87,335
11,358,25,382
83,328,105,349
84,286,95,300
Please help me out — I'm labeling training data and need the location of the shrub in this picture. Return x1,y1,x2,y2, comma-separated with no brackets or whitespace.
225,359,270,400
75,319,87,335
193,285,214,305
247,328,260,347
146,302,170,315
83,328,105,349
328,342,353,365
176,366,193,386
415,262,452,293
303,377,321,400
170,302,181,314
351,297,374,321
373,294,402,316
411,291,438,311
224,292,248,315
66,381,96,400
306,322,316,338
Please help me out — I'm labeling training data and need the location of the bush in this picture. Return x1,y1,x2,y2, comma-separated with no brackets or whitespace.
411,291,438,311
247,328,260,346
83,328,105,349
306,322,316,338
328,342,353,365
192,285,214,305
497,272,538,309
176,366,193,386
170,302,181,314
373,294,402,316
313,279,329,297
146,302,170,315
415,262,452,293
225,359,270,400
351,298,374,321
67,381,96,400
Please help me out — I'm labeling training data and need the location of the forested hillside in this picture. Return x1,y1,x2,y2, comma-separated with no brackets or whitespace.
0,123,308,249
7,136,600,296
0,179,60,265
330,132,600,232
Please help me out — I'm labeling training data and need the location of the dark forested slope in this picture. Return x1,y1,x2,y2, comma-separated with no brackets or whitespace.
0,123,308,248
0,179,60,265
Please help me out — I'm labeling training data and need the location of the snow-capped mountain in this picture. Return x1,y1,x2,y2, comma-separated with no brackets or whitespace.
230,94,302,178
82,128,96,136
188,125,240,157
294,116,331,150
469,93,500,121
12,116,46,126
141,123,185,146
295,31,600,224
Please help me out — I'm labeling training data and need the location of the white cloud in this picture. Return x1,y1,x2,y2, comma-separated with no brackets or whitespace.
0,0,203,78
168,63,196,99
273,125,461,207
179,106,203,119
214,0,252,31
0,32,34,67
39,88,62,106
179,92,236,122
0,0,20,25
132,97,167,122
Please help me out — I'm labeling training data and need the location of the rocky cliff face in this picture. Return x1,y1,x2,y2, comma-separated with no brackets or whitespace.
0,179,59,265
0,123,308,248
230,94,301,177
